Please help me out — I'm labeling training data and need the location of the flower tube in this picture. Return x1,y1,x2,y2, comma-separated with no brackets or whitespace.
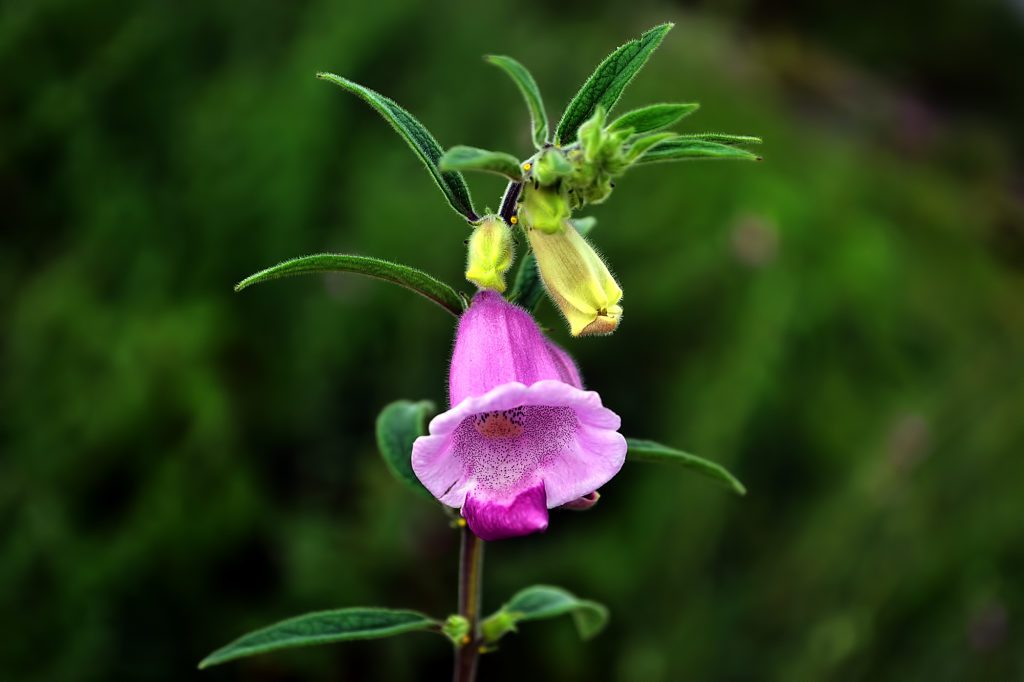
412,291,626,540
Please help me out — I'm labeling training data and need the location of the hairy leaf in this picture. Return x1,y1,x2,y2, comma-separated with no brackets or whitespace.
317,72,477,220
482,585,608,643
554,23,673,145
486,55,549,148
608,103,700,134
508,217,595,311
673,132,763,146
376,400,436,498
626,437,746,495
624,132,677,163
235,254,465,317
439,145,524,181
199,608,440,669
637,138,762,163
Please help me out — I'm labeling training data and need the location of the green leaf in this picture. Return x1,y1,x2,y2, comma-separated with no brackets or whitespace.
485,55,549,148
316,72,477,220
199,608,440,669
508,217,595,311
673,132,763,146
482,585,609,643
608,103,700,134
234,254,465,317
637,138,762,163
626,437,746,495
376,400,436,499
439,145,524,181
554,23,673,145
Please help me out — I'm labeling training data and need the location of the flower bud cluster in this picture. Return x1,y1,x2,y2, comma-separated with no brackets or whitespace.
462,107,667,336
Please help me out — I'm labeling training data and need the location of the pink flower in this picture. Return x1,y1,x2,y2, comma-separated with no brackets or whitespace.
412,291,626,540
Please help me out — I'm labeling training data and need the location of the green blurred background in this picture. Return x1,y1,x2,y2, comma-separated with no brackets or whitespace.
3,0,1023,679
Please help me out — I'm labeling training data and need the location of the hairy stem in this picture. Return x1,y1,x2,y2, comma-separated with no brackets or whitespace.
453,526,484,682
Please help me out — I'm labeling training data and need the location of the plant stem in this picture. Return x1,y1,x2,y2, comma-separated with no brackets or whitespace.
453,525,484,682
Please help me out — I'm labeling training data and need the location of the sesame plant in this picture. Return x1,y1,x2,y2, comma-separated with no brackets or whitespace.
200,23,757,681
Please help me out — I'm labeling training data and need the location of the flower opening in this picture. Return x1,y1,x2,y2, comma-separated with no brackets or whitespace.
411,291,626,540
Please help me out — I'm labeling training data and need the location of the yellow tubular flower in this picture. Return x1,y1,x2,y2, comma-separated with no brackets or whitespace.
465,216,514,293
527,220,623,336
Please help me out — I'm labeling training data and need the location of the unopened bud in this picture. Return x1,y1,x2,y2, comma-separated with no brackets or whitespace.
442,614,471,645
465,216,514,293
527,220,623,336
531,148,573,186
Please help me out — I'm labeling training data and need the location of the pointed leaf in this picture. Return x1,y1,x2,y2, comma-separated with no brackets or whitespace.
199,608,440,669
508,217,595,311
608,103,700,134
637,138,762,163
626,437,746,495
485,55,549,148
483,585,608,643
439,145,524,181
376,400,436,499
317,72,477,220
235,254,465,317
554,23,673,145
673,132,763,146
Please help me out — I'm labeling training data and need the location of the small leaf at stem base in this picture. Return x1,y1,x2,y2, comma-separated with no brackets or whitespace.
481,585,608,644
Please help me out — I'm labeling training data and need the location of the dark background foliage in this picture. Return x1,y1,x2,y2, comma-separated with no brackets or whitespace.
2,0,1022,679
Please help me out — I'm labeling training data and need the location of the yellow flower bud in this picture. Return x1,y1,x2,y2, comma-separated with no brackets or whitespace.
465,216,514,293
527,220,623,336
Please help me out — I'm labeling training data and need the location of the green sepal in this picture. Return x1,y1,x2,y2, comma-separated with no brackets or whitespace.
234,254,466,317
481,585,609,645
508,217,595,311
439,145,524,181
485,55,550,148
518,185,570,234
316,72,477,220
608,102,700,134
638,137,762,163
626,437,746,495
375,400,437,499
199,608,440,669
554,23,673,145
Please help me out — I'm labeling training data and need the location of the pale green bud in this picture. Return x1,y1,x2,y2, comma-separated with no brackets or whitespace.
442,614,471,645
578,105,608,163
531,148,573,186
527,220,623,336
465,215,514,293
